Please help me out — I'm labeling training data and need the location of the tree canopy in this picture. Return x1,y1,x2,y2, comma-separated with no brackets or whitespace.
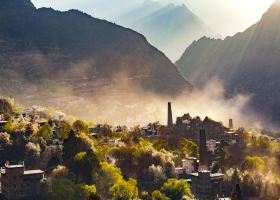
160,179,194,200
0,97,13,115
39,123,53,140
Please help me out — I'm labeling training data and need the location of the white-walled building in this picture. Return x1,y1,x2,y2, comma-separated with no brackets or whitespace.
175,157,199,176
206,140,220,153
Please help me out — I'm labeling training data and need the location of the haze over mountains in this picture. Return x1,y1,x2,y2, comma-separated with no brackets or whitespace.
176,0,280,126
116,1,212,61
0,0,191,123
1,0,280,129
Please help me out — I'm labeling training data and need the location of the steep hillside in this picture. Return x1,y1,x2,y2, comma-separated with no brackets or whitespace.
0,0,191,108
176,0,280,123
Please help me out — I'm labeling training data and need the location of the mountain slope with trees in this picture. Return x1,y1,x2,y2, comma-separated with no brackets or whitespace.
0,0,191,108
176,0,280,124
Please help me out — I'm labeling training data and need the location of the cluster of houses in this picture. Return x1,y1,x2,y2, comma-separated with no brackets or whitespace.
0,161,44,200
0,106,65,200
0,105,129,200
175,130,226,200
0,102,242,199
140,102,241,199
141,102,241,145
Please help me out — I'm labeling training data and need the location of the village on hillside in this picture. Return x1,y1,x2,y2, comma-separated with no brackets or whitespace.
0,97,279,200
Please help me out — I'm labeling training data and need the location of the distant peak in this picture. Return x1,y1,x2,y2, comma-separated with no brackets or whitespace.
162,2,191,13
166,3,176,8
260,0,280,21
267,0,280,9
179,4,187,9
0,0,35,9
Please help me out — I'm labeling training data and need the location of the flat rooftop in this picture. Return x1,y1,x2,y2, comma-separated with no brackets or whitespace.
24,170,44,175
190,172,224,178
225,131,235,134
1,162,44,176
1,169,44,175
210,173,224,177
5,164,24,169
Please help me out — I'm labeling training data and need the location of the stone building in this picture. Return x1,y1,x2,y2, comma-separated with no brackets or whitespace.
0,161,44,200
167,102,173,128
182,157,199,174
160,103,233,199
206,140,220,153
198,129,208,171
190,129,224,200
229,119,234,130
191,170,224,200
175,157,199,178
162,103,240,145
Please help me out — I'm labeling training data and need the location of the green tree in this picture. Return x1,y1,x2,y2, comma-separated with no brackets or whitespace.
141,191,149,200
178,139,198,158
0,132,11,148
152,190,170,200
160,179,194,200
101,162,123,183
114,131,126,139
109,178,138,200
63,130,96,163
25,142,41,168
73,120,88,133
99,162,138,200
71,151,100,184
112,146,138,179
57,122,72,139
81,184,100,200
3,120,13,133
153,140,167,151
0,98,13,116
50,178,85,200
241,156,265,171
39,123,53,140
98,162,123,198
148,165,167,187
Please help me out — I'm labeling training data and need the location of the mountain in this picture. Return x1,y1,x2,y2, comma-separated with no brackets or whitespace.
176,0,280,124
116,1,212,61
0,0,191,112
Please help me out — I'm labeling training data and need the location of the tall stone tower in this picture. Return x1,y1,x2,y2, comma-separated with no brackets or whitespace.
199,129,208,171
167,102,173,128
229,119,234,130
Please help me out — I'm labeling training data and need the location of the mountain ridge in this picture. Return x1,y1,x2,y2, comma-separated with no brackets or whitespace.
116,1,212,61
0,0,192,113
176,0,280,124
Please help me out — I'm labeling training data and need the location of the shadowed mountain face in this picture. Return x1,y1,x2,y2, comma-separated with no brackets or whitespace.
117,1,212,61
176,0,280,124
0,0,191,111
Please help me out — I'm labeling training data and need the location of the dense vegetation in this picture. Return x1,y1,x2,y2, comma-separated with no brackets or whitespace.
0,97,280,199
0,98,196,200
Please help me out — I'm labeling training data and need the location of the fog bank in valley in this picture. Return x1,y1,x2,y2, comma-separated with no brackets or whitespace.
17,76,265,131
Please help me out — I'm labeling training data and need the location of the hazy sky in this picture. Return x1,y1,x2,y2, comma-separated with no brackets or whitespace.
32,0,275,36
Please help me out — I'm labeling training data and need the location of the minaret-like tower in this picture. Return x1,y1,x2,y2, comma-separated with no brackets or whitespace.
198,129,208,171
229,119,234,130
167,102,173,128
